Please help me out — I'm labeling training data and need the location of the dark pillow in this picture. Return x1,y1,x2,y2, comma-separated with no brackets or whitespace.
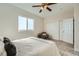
3,37,16,56
4,43,16,56
3,37,11,44
37,32,49,39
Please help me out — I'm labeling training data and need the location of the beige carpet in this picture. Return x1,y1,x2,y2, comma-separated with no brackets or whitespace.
50,39,78,56
59,50,76,56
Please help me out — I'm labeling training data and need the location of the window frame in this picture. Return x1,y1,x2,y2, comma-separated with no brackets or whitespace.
18,16,27,32
18,16,34,32
27,18,34,31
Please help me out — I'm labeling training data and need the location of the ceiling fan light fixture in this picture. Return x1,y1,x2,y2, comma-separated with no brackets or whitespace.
40,7,43,10
32,3,56,13
44,5,48,9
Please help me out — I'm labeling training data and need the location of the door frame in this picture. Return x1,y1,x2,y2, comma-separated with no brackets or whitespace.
59,18,74,45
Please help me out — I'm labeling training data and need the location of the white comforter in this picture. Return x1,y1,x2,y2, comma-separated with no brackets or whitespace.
13,37,60,56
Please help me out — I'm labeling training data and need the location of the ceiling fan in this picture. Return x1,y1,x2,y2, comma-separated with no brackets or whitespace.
32,3,56,13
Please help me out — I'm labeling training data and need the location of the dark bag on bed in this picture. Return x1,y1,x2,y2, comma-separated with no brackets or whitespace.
3,37,16,56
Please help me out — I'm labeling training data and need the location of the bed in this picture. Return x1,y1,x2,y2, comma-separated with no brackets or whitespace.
12,37,60,56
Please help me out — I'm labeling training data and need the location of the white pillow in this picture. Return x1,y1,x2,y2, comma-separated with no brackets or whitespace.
0,41,6,56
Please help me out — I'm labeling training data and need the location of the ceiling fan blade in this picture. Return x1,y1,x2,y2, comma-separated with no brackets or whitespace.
39,9,42,13
46,7,52,11
32,5,41,7
47,3,56,5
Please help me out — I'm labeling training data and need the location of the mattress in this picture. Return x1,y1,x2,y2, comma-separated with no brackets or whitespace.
13,37,60,56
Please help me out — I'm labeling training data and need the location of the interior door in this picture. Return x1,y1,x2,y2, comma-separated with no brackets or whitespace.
61,18,73,44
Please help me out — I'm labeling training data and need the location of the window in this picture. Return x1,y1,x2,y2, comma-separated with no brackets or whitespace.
28,18,34,30
18,16,27,31
18,16,34,32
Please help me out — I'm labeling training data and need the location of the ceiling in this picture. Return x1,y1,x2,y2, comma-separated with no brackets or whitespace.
11,3,73,18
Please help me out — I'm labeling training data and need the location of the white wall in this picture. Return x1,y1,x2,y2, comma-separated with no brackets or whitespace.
74,4,79,52
44,5,74,40
0,4,44,40
44,19,59,40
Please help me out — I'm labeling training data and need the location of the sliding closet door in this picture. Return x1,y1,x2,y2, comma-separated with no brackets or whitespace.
61,18,73,44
